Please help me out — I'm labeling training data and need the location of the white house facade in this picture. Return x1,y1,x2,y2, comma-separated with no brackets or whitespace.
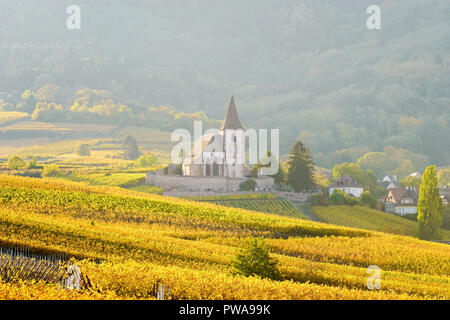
329,176,364,198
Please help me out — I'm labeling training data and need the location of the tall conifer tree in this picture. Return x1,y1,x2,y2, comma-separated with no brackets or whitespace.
287,140,316,192
123,135,140,160
417,165,443,240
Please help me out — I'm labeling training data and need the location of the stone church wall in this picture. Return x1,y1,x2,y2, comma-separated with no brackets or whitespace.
145,171,274,192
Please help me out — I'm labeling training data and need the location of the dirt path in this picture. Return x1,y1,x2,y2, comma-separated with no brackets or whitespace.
291,202,322,222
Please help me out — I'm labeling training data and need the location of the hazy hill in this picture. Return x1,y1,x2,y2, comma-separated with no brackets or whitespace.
0,0,449,167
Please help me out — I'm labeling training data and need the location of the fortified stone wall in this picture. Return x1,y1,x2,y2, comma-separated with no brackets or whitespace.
145,172,274,192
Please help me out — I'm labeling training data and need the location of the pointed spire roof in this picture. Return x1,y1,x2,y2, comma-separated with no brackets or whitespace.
220,96,244,130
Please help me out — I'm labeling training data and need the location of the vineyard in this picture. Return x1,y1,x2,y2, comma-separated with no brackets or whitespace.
0,175,449,300
203,198,306,219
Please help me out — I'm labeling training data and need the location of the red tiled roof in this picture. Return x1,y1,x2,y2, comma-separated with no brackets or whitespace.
388,188,406,202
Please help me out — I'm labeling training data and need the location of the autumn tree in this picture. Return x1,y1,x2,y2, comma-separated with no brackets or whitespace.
400,175,422,188
417,165,443,240
7,155,27,170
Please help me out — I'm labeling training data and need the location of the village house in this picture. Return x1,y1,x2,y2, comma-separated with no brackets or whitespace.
385,187,419,216
328,175,364,198
409,172,423,179
382,175,397,184
381,175,400,189
440,186,450,206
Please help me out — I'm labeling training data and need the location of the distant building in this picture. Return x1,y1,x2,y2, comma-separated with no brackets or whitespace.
385,187,419,216
182,96,247,179
146,97,275,192
409,172,423,179
382,175,397,184
381,175,399,189
440,186,450,206
387,181,401,189
329,175,364,198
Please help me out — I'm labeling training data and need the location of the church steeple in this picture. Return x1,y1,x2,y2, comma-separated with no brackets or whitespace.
220,96,244,131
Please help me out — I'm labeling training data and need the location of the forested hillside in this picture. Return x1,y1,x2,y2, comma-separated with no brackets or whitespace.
0,0,449,168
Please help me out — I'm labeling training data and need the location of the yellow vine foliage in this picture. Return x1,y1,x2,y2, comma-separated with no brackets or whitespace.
0,175,448,300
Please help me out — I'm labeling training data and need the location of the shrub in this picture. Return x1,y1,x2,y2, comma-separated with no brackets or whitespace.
329,189,363,206
136,155,158,168
76,144,91,156
361,191,377,209
7,156,27,170
240,178,257,191
42,164,63,177
345,196,362,206
329,190,346,206
28,156,39,169
231,238,282,281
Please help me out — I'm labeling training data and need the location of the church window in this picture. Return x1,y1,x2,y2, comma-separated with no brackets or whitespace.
213,163,219,176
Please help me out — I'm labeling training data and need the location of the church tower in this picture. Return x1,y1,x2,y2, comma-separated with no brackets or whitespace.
220,96,245,178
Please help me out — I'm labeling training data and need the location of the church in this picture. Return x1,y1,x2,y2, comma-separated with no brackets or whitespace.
181,97,247,179
146,97,275,192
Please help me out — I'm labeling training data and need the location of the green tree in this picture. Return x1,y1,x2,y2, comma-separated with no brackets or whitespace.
333,162,363,181
287,140,316,192
360,191,377,209
123,135,140,160
239,178,257,191
272,165,285,186
136,154,158,168
42,164,63,177
333,162,376,191
400,175,422,188
28,156,38,168
31,102,66,121
76,143,91,156
417,165,443,240
7,156,27,170
438,169,450,187
231,238,282,281
20,90,38,113
329,189,346,206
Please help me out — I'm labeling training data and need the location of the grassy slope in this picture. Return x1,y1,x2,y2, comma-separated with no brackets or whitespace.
313,206,450,240
0,175,449,299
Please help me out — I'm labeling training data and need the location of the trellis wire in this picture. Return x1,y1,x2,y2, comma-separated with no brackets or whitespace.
0,246,87,290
